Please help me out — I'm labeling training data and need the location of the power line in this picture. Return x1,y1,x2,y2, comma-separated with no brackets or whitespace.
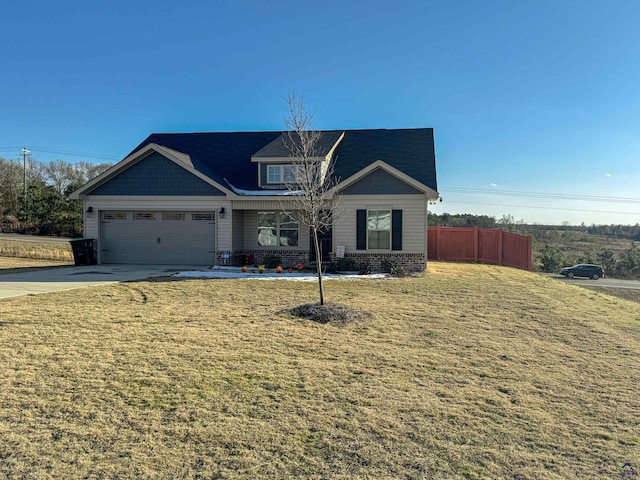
441,187,640,205
28,147,120,160
441,200,639,215
0,146,119,160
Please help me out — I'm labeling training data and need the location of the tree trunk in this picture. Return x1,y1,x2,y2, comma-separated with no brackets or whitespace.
312,226,324,305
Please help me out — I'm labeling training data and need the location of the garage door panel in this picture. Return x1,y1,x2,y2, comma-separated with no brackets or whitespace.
101,211,215,264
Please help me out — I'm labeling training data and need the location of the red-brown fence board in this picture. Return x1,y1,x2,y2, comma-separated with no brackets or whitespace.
428,226,532,271
502,231,532,271
478,229,500,264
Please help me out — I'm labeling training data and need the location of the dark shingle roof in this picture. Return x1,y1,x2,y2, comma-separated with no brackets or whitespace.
130,128,437,192
251,131,345,159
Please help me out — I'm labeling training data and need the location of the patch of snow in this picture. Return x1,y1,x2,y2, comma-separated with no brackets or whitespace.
224,179,303,196
172,266,389,281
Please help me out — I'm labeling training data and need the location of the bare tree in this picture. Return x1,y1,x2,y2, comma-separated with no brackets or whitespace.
42,159,112,195
282,93,341,305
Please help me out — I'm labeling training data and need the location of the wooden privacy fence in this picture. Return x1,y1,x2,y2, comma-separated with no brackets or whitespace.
428,226,532,271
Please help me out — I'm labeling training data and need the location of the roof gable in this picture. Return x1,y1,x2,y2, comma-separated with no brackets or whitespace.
341,167,424,195
87,151,226,196
131,132,282,189
332,129,436,191
251,131,345,161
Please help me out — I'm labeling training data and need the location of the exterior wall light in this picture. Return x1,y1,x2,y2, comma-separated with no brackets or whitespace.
219,207,225,219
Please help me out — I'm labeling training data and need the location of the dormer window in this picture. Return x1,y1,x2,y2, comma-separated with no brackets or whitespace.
252,131,345,189
267,165,297,184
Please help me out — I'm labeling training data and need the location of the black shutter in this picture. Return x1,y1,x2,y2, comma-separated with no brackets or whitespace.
392,209,402,251
356,209,366,250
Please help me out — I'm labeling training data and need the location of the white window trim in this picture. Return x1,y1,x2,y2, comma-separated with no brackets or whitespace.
367,208,392,251
257,211,299,247
266,164,298,184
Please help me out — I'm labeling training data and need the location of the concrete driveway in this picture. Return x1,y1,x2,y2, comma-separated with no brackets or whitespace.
0,264,210,299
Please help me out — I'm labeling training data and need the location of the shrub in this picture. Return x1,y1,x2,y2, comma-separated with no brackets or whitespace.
615,243,640,279
538,245,565,273
234,254,246,267
381,259,408,277
263,255,281,268
596,248,617,275
576,250,596,265
358,263,371,275
336,257,356,272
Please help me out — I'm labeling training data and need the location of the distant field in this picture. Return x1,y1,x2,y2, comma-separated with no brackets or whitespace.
0,235,73,262
0,263,638,479
530,228,634,267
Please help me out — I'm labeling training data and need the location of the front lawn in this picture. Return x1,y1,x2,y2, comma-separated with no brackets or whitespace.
0,263,638,478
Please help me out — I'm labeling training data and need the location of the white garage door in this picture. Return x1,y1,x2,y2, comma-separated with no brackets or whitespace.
101,211,216,264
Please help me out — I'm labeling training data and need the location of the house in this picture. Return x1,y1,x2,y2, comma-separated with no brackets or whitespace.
69,128,439,271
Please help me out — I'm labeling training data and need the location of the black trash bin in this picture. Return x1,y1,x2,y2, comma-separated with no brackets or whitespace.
70,238,97,266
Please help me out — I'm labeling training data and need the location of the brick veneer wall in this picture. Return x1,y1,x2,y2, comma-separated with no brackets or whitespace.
333,253,426,273
217,250,426,272
217,250,309,267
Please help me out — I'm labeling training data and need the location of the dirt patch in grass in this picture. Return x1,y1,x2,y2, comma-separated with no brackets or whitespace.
290,302,370,324
0,263,638,478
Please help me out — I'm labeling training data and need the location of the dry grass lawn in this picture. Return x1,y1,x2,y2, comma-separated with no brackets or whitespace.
0,263,639,479
0,256,72,272
0,237,73,263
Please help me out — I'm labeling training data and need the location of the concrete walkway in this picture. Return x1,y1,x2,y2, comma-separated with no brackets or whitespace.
0,264,211,299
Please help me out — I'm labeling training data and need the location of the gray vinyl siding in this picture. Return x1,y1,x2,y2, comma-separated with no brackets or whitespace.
334,195,426,254
341,168,423,195
259,163,268,187
88,152,225,196
232,210,244,251
84,206,99,241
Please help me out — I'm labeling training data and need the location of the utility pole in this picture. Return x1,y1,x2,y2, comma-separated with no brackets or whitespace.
21,147,30,197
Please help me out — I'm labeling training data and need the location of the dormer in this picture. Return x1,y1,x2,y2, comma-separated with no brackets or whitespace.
251,131,345,189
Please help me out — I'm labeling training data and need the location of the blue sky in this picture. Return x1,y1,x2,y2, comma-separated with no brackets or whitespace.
1,0,639,225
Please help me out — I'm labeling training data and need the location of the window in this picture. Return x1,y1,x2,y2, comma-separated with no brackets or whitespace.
133,212,156,221
367,210,391,249
192,213,215,221
283,165,297,183
266,165,298,184
357,209,402,251
103,212,126,221
162,213,185,221
258,211,299,246
267,165,281,184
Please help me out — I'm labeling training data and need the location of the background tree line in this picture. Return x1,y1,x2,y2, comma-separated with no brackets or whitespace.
428,212,640,240
0,156,111,237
